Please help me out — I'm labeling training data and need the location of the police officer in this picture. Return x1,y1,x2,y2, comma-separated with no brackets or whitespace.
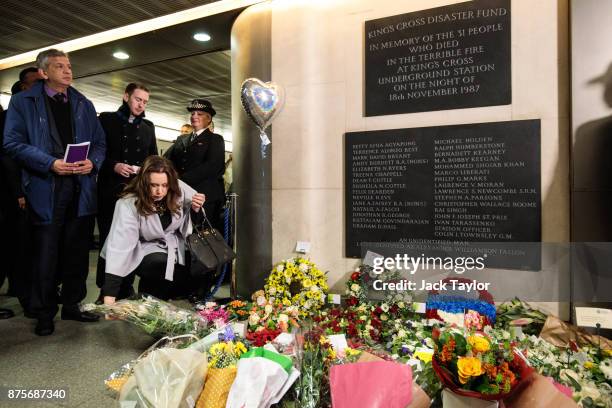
164,99,225,301
164,99,225,232
95,83,158,302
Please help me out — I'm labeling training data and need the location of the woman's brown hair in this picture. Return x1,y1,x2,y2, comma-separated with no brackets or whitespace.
121,155,181,216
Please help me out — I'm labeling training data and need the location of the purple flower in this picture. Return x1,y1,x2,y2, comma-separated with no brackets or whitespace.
222,325,235,341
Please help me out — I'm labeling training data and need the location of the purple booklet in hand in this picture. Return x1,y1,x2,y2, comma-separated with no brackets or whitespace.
64,142,90,163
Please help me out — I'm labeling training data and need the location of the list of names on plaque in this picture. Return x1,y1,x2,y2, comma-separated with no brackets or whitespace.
345,120,541,261
432,135,537,242
365,0,510,116
351,140,429,232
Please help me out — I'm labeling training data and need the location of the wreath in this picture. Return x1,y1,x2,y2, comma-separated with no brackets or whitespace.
264,257,328,317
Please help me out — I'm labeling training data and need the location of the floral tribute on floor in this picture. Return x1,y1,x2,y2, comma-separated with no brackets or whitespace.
85,258,612,408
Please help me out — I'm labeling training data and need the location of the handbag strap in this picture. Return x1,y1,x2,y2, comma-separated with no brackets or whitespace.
194,208,215,233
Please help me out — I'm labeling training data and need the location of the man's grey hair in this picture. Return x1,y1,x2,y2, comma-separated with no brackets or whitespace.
36,49,68,70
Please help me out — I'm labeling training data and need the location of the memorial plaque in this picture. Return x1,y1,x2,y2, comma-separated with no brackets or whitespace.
365,0,510,116
345,120,541,269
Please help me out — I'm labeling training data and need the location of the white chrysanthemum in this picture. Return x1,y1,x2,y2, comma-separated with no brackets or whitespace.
601,360,612,381
397,329,407,338
381,303,389,312
278,314,289,323
560,369,580,385
248,313,260,326
264,304,273,314
351,283,361,292
276,264,284,272
298,263,309,272
578,383,601,401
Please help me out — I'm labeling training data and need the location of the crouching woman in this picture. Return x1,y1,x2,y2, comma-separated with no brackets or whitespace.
101,155,204,305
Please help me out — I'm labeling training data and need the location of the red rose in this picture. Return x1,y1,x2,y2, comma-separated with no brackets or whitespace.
369,329,379,341
569,341,579,352
346,297,358,307
351,272,361,281
432,327,441,340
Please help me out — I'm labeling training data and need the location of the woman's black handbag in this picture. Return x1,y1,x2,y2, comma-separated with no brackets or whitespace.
187,214,236,276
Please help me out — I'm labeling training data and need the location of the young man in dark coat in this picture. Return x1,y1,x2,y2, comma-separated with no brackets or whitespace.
95,83,157,301
3,49,106,335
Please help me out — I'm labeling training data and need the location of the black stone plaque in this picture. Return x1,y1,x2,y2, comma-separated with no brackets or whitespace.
365,0,511,116
345,120,541,269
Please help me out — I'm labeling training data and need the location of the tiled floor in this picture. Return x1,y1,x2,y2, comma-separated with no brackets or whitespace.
0,250,229,407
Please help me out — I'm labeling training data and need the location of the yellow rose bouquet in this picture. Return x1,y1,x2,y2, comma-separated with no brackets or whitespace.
432,327,533,401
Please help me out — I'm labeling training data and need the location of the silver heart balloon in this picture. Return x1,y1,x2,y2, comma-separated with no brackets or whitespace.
240,78,285,132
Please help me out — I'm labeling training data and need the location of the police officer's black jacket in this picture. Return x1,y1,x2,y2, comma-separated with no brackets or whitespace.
164,128,225,204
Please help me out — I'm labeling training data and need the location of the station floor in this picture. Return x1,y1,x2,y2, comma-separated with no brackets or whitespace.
0,250,229,407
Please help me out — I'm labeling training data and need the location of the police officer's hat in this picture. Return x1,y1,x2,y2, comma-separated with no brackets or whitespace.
186,98,216,117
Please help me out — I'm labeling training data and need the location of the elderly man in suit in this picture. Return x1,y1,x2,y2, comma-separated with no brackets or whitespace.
4,49,106,336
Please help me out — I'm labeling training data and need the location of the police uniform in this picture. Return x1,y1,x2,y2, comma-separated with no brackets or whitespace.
164,99,225,232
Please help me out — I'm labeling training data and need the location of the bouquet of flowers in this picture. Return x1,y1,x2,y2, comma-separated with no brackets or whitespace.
518,334,612,407
208,340,248,369
495,298,548,336
226,300,251,320
432,327,533,400
84,295,212,338
197,302,230,329
426,277,496,326
315,301,416,346
196,327,248,408
290,328,330,408
346,263,413,306
247,294,300,331
345,269,368,307
315,306,378,342
264,257,329,317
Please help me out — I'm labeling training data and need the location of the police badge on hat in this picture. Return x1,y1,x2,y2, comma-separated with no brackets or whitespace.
187,98,216,117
